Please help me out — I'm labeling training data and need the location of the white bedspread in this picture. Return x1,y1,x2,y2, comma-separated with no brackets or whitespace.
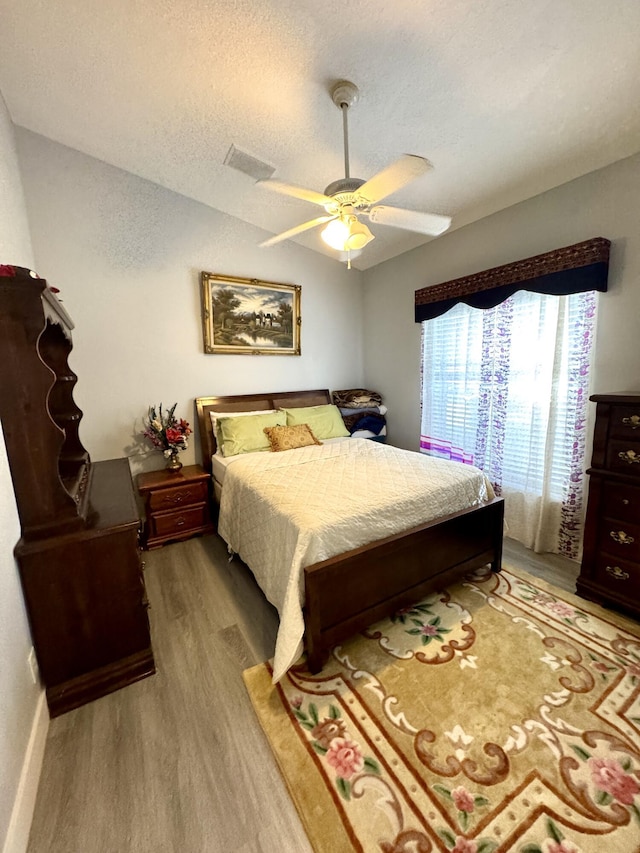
218,439,493,681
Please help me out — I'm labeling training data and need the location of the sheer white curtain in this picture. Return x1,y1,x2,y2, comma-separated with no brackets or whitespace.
420,289,597,559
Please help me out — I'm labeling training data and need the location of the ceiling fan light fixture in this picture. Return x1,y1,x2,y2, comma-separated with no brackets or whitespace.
345,219,374,250
321,215,375,253
320,217,352,251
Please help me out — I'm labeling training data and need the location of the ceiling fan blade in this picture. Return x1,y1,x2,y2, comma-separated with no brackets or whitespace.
257,179,333,207
259,215,336,248
367,205,451,236
357,155,433,205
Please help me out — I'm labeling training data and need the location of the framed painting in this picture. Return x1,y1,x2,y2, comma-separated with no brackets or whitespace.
201,273,301,356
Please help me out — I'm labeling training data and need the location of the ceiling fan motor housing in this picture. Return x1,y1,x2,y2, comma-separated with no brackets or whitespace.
323,177,368,210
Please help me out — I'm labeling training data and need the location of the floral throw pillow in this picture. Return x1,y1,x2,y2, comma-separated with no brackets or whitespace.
264,423,322,452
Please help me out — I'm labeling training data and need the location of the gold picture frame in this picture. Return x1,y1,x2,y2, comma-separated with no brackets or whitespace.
201,272,301,356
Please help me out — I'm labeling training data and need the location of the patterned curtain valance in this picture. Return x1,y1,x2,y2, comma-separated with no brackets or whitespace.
415,237,611,322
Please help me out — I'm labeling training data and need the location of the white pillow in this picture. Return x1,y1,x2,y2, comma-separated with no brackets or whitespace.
209,409,277,454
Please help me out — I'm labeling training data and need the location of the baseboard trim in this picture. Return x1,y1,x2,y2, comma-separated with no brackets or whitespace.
2,689,49,853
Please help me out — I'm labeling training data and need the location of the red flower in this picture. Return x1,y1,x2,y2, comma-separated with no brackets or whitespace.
589,757,640,805
142,404,191,455
452,786,475,813
547,601,575,618
452,839,477,853
325,737,364,780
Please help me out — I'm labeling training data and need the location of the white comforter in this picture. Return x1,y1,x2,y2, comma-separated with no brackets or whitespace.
218,439,492,681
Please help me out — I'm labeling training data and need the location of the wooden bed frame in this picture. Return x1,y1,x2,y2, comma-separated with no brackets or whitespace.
195,389,504,673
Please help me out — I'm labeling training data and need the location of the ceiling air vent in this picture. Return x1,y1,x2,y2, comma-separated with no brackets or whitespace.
223,144,275,181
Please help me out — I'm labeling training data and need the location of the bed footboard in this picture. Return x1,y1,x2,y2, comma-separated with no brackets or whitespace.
303,496,504,673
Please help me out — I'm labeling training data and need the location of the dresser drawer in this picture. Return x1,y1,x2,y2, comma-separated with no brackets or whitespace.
608,405,640,439
602,481,640,524
152,505,208,537
593,553,640,597
148,481,208,510
605,439,640,477
597,516,640,562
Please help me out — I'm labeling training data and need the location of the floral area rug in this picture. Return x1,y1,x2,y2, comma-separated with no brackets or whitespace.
243,566,640,853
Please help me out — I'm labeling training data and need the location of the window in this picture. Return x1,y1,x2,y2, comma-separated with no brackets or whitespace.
421,289,597,559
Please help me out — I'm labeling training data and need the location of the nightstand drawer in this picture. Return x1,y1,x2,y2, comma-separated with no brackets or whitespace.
149,481,208,510
602,481,640,524
152,505,208,537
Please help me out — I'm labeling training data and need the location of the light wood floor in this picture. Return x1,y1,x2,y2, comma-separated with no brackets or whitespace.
26,535,580,853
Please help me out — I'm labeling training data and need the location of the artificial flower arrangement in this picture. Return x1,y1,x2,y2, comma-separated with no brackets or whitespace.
142,403,192,464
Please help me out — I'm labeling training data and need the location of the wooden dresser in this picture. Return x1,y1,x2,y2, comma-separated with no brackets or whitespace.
0,266,154,716
577,394,640,620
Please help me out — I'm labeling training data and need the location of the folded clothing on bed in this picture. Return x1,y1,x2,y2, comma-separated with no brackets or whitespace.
332,388,383,409
340,410,387,435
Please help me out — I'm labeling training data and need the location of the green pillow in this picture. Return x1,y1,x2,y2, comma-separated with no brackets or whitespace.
282,404,349,440
218,411,287,456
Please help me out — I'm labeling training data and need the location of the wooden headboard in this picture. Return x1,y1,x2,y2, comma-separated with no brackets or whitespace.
195,389,331,474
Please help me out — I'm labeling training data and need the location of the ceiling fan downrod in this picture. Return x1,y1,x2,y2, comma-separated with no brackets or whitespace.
325,80,364,195
322,81,375,267
342,102,350,179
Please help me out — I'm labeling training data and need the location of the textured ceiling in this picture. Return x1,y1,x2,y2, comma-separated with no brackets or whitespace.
1,0,639,270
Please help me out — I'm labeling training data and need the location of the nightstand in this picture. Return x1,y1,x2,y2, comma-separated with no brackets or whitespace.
137,464,214,549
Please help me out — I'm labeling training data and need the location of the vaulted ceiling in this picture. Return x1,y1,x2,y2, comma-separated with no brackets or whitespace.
1,0,639,269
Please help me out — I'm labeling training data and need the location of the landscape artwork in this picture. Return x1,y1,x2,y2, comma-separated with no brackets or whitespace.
201,272,301,355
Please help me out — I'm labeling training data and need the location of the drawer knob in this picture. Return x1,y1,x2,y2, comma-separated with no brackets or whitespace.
605,565,630,581
610,530,634,545
622,498,630,505
622,415,640,429
618,450,640,465
175,517,186,527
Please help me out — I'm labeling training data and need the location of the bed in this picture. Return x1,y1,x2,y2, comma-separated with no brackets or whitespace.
195,389,504,679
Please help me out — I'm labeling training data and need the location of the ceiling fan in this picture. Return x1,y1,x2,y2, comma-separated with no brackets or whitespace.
258,80,451,265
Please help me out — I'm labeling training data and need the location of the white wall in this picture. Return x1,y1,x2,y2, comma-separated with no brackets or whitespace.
15,130,365,474
0,93,45,853
363,152,640,451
